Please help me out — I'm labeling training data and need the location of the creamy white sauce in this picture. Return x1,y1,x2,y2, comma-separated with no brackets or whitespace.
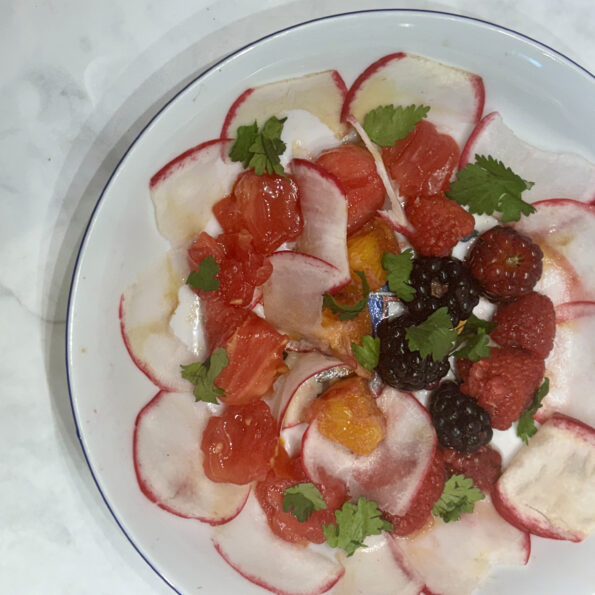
169,284,208,361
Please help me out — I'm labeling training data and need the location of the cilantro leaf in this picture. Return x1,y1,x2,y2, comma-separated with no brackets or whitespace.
228,121,259,167
352,335,380,370
323,497,393,557
405,307,457,360
186,256,220,292
517,377,550,444
382,249,415,302
453,315,497,362
363,104,430,147
446,155,535,222
180,348,229,403
432,474,485,523
282,483,327,522
323,271,371,321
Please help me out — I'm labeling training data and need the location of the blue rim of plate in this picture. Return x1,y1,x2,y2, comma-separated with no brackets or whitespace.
65,8,594,594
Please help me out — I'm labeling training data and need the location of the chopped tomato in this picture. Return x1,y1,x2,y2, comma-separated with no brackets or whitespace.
315,144,386,235
202,297,250,351
381,120,459,199
201,400,278,484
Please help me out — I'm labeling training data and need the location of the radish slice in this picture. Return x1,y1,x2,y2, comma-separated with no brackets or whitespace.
537,302,595,427
291,158,350,280
212,493,344,595
493,414,595,542
461,113,595,203
133,391,250,524
343,53,484,148
150,139,243,248
513,199,595,305
120,252,198,391
221,71,349,141
393,498,530,595
301,386,436,517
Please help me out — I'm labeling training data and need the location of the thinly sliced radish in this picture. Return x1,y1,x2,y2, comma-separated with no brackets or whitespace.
513,199,595,305
212,493,344,595
493,414,595,542
133,391,250,524
301,386,436,517
538,302,595,427
221,70,349,141
393,498,529,595
343,53,484,148
150,139,243,248
291,159,350,280
461,112,595,203
120,251,198,391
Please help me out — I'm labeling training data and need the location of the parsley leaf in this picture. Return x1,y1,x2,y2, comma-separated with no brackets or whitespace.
382,249,415,302
352,335,380,370
282,483,327,522
180,348,229,403
186,256,220,292
453,315,497,362
323,497,393,557
517,377,550,444
432,474,485,523
323,271,371,321
363,104,430,147
229,122,259,165
446,155,535,222
405,307,457,360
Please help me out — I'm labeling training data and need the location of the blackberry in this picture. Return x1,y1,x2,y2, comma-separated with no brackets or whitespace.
376,315,450,391
408,256,480,325
429,381,492,453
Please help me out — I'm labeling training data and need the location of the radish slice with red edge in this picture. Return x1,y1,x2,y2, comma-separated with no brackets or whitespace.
133,391,250,524
212,493,344,595
461,112,595,203
493,414,595,542
301,386,436,517
343,52,484,148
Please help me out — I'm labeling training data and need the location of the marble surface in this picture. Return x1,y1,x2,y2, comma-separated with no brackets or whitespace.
1,0,593,593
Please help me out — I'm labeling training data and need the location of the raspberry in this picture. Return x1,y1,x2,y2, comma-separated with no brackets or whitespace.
440,445,502,493
405,193,475,257
454,357,473,384
491,292,556,358
429,381,493,453
466,226,543,301
408,256,480,325
461,347,545,430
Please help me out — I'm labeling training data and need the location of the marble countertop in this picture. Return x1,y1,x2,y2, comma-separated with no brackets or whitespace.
1,0,593,593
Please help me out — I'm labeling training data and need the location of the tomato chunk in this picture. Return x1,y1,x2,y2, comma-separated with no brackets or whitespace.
315,144,385,235
201,400,278,484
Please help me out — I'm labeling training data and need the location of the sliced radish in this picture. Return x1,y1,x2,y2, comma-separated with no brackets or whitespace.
150,139,243,248
513,199,595,305
343,53,484,148
461,112,595,203
221,70,349,142
301,386,436,517
493,414,595,542
212,493,344,595
393,497,529,595
291,158,350,280
134,391,250,524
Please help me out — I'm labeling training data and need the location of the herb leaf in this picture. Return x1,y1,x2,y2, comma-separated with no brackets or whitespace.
405,307,457,361
323,271,371,321
229,122,259,166
453,315,497,362
363,105,430,147
382,249,415,302
517,377,550,444
432,474,485,523
446,155,535,222
180,348,229,403
282,483,327,522
323,497,393,557
352,335,380,370
186,256,220,292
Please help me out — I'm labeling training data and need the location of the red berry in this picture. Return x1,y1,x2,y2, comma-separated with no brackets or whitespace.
440,445,502,493
491,292,556,358
461,347,545,430
467,226,543,301
405,194,475,257
454,357,473,384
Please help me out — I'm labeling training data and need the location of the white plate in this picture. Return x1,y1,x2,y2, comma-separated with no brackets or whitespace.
67,10,595,595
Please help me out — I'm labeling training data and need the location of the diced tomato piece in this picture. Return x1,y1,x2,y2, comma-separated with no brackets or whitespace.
381,120,459,199
212,193,245,234
201,400,278,484
203,297,250,351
